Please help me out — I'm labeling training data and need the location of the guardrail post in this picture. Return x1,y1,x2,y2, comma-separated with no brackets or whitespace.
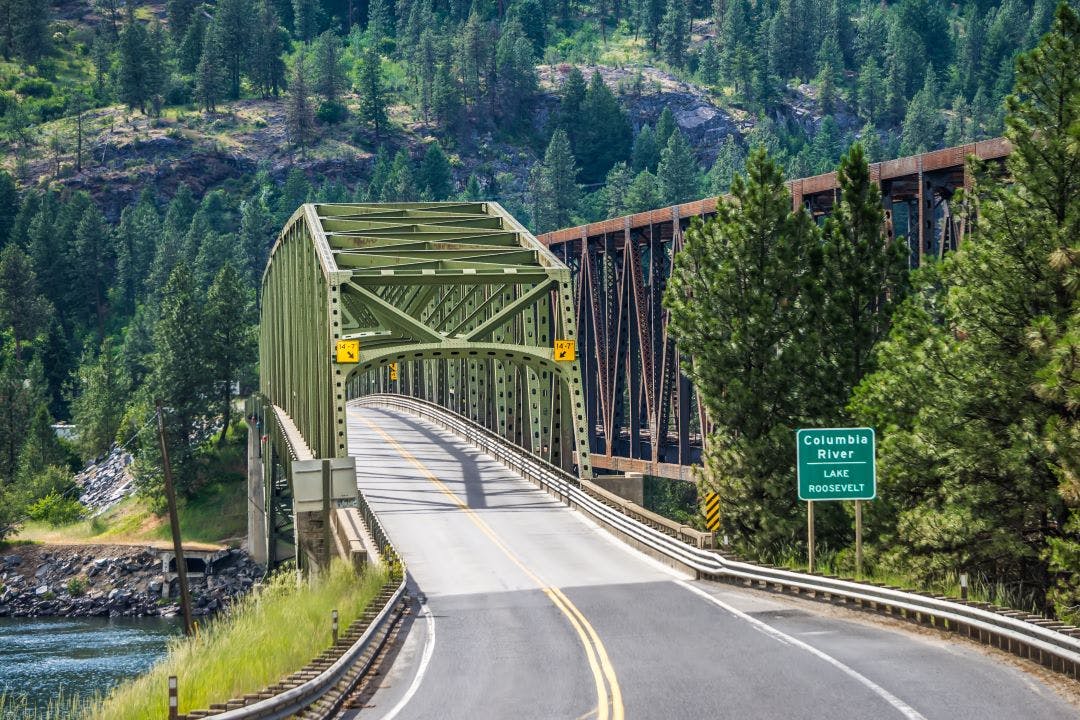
168,675,178,720
960,573,969,601
332,608,339,644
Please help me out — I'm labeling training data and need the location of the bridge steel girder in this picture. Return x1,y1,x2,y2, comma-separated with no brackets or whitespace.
260,202,594,487
537,138,1013,482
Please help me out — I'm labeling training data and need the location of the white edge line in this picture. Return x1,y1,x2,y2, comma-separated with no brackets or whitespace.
675,580,928,720
377,600,436,720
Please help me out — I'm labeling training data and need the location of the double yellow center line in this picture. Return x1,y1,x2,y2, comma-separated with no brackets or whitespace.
361,417,624,720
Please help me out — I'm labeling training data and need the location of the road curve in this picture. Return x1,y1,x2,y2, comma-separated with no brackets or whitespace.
342,404,1077,720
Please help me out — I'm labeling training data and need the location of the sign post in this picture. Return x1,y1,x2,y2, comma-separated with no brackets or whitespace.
855,499,863,577
796,427,876,576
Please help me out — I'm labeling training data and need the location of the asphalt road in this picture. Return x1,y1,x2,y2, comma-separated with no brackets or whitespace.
343,404,1078,720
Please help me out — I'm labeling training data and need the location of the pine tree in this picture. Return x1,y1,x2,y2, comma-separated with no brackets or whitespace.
0,0,49,64
856,56,885,124
529,130,580,233
494,20,538,126
657,130,701,205
358,39,387,136
71,338,129,460
118,15,152,112
113,190,160,316
659,0,689,67
381,150,417,201
15,404,68,486
577,72,632,184
249,0,288,97
705,135,745,195
0,170,18,249
463,174,482,201
214,0,254,101
312,29,347,104
292,0,320,42
285,53,316,152
432,62,463,129
167,0,200,42
554,67,587,154
366,147,390,201
625,169,661,213
196,23,228,112
145,22,167,116
664,146,822,554
899,76,943,155
1008,2,1080,620
852,3,1080,617
366,0,391,45
655,106,677,149
419,142,453,200
631,124,659,172
944,96,971,147
603,162,635,217
239,196,273,286
699,39,720,86
204,263,256,445
74,206,113,341
0,245,51,360
178,10,206,75
818,143,909,415
859,121,882,162
276,167,312,223
150,263,213,495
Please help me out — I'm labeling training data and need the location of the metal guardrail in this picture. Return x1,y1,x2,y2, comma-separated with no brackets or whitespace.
191,475,407,719
358,394,1080,680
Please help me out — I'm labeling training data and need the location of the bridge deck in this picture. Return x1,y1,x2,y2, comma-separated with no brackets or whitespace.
343,404,1074,720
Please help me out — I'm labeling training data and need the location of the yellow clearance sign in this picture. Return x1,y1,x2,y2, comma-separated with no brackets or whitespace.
554,339,576,362
389,362,399,381
335,339,360,363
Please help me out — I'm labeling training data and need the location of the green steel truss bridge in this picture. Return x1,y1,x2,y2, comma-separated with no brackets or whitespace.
253,202,592,566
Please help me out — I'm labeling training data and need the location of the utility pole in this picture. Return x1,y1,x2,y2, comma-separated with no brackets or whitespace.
156,400,194,637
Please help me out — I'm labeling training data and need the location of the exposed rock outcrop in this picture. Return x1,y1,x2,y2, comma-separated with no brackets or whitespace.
0,544,263,619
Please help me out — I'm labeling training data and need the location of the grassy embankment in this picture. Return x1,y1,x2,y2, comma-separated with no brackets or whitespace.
15,481,247,548
85,560,391,719
16,423,250,548
0,562,391,719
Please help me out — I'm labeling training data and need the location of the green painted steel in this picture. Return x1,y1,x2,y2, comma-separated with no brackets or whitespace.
259,202,594,500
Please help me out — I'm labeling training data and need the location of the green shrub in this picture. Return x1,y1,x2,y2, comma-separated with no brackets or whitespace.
66,577,87,596
15,77,53,98
26,492,86,527
316,100,348,124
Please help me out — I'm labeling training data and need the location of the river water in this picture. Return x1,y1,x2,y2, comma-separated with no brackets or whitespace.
0,616,180,717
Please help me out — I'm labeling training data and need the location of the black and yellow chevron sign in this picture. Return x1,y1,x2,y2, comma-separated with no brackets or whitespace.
703,491,720,532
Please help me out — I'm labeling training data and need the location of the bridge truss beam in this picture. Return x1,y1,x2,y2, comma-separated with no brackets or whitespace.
538,138,1012,481
259,201,594,565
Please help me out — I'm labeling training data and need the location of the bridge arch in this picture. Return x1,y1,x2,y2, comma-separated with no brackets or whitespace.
259,201,593,509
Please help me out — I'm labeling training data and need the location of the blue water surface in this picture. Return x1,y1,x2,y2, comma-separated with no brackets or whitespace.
0,616,179,717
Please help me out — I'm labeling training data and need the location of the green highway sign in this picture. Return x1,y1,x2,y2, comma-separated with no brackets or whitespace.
797,428,876,501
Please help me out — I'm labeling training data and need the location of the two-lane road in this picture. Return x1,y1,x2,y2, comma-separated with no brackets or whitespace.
343,404,1077,720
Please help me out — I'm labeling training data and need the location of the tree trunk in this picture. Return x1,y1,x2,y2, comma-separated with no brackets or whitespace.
218,384,232,447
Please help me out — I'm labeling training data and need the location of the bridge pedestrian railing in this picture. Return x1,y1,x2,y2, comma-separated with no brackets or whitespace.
357,393,1080,681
